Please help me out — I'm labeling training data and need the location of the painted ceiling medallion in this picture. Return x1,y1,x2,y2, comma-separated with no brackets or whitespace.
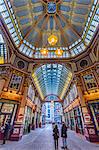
47,2,56,14
48,34,58,46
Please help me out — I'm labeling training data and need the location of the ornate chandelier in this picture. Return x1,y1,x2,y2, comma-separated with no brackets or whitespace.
55,48,63,56
48,34,58,46
40,48,48,56
40,34,63,57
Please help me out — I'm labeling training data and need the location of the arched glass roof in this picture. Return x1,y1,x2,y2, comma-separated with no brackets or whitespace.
32,64,72,100
0,0,98,59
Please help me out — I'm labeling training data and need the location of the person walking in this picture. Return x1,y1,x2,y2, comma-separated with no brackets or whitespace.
53,124,59,150
61,122,67,149
2,122,10,144
28,123,31,133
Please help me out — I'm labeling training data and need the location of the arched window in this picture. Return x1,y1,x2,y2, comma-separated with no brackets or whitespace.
0,31,7,64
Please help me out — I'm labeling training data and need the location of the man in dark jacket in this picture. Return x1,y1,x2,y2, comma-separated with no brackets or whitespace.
53,124,59,150
61,122,67,149
3,122,10,144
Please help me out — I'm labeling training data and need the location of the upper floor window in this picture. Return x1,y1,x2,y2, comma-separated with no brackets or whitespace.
83,74,97,90
0,32,7,64
9,74,22,90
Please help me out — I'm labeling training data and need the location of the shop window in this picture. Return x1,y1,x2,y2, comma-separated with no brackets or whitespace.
28,85,34,101
0,33,7,64
9,74,22,90
1,103,14,113
83,73,97,90
89,102,99,134
24,106,32,133
0,102,17,128
74,107,83,134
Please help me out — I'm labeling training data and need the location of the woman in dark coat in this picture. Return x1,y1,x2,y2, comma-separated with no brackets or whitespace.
53,124,59,150
61,122,67,149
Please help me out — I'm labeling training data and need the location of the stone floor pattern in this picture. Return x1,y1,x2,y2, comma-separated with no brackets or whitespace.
0,125,99,150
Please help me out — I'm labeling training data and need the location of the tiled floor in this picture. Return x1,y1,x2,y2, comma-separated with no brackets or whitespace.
0,125,99,150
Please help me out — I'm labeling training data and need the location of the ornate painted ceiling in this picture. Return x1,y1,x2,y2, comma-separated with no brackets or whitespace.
0,0,98,58
10,0,89,47
0,0,98,100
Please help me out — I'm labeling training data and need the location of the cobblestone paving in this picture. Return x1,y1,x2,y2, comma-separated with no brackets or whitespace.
0,125,99,150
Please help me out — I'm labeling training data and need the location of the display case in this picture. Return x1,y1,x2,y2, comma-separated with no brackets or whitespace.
88,101,99,135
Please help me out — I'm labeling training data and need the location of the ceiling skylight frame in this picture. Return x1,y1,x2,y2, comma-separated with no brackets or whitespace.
0,0,98,59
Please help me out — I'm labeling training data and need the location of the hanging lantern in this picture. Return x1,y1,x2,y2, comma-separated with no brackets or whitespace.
55,48,63,56
48,34,58,46
40,48,48,56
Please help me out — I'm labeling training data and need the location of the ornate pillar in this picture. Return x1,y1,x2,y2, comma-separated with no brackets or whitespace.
9,53,16,64
0,67,10,93
75,75,98,142
10,78,29,140
0,77,6,95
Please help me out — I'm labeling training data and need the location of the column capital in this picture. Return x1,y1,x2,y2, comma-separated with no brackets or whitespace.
0,66,10,80
74,75,82,86
23,77,31,87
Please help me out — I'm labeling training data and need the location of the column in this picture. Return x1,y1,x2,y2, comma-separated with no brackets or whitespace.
10,85,28,140
9,53,16,64
0,78,5,95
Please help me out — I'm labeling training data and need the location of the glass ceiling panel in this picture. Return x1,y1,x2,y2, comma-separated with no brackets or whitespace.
0,0,98,59
32,64,72,100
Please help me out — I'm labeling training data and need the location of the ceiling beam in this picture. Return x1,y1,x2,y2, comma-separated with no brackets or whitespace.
58,12,88,47
40,0,47,5
35,15,49,47
23,13,47,39
18,13,47,48
58,12,81,39
54,15,69,48
57,0,63,4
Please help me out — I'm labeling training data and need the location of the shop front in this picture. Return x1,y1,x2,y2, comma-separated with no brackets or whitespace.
0,99,18,140
64,106,83,134
74,106,83,134
88,100,99,137
69,110,75,130
24,106,32,134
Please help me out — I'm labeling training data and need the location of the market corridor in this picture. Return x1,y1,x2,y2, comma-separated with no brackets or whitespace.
0,125,99,150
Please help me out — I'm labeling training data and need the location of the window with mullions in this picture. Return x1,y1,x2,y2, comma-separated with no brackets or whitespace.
0,0,22,45
83,74,97,90
9,74,22,90
0,33,7,64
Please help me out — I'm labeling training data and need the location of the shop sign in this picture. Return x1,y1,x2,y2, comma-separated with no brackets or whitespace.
1,92,21,101
88,128,95,135
13,128,19,134
17,114,24,122
84,114,91,123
